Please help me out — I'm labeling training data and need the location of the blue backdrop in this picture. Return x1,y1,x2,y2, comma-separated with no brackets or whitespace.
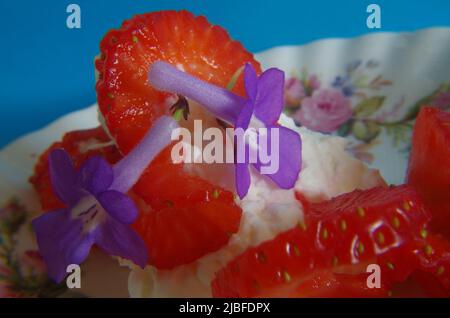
1,0,450,147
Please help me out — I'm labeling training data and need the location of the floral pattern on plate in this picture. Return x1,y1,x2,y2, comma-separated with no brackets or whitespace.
283,59,450,165
0,198,83,298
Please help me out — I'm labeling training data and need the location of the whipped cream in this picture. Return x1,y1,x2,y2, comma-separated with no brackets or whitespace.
126,114,384,297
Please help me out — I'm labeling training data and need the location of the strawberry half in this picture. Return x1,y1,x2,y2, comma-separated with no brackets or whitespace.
96,10,261,153
212,185,434,297
131,145,242,269
93,10,254,268
407,106,450,239
410,234,450,293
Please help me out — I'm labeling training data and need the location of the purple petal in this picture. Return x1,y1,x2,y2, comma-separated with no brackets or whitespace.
64,232,95,266
79,156,113,195
32,209,94,283
48,149,83,205
111,116,178,193
253,125,302,189
97,190,138,224
94,219,148,268
235,100,254,130
233,100,257,199
244,63,258,101
235,163,251,199
253,68,284,124
148,61,245,124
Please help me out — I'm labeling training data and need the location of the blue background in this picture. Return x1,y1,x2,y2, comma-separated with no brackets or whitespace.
1,0,450,148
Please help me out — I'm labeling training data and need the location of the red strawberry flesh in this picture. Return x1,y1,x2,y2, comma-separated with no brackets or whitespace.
96,10,261,154
212,185,433,297
407,106,450,239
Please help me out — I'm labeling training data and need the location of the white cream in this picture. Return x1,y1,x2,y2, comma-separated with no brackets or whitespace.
126,114,385,298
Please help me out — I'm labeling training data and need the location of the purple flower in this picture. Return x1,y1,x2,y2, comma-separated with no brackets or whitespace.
332,75,347,88
285,77,305,107
32,116,178,283
295,89,353,133
148,61,302,199
332,75,355,97
234,64,302,198
342,85,354,97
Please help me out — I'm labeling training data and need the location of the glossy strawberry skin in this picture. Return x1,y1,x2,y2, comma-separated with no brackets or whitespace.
96,10,261,154
131,143,242,269
411,234,450,293
407,106,450,239
93,10,262,267
212,185,432,297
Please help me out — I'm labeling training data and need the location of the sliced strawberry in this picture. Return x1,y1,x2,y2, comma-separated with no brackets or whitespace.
250,270,388,298
132,144,242,269
407,106,450,239
30,127,121,211
212,185,431,297
96,10,261,153
93,10,251,268
386,233,450,297
411,234,450,293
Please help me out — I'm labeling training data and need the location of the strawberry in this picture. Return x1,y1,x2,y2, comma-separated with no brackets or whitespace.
30,127,121,211
407,106,450,239
132,144,242,269
385,233,450,298
95,10,261,154
93,10,252,268
212,185,433,297
410,234,450,293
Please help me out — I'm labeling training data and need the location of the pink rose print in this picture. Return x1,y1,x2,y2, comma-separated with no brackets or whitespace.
295,88,352,133
285,75,322,108
285,77,305,107
308,74,321,91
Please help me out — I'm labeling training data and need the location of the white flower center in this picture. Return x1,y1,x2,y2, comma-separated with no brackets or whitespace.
71,195,107,234
247,115,267,153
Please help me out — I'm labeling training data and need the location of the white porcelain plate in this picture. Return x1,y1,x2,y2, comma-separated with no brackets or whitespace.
1,27,449,297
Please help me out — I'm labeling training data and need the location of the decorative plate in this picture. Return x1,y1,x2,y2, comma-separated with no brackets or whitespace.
1,27,449,297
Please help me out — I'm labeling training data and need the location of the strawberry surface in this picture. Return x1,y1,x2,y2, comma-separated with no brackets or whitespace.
131,145,242,269
407,106,450,239
96,10,261,154
211,185,446,297
410,234,450,293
